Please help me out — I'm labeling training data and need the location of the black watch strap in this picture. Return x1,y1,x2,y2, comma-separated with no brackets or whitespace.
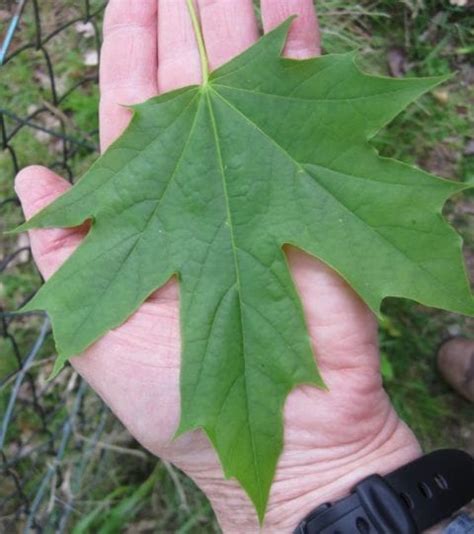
294,449,474,534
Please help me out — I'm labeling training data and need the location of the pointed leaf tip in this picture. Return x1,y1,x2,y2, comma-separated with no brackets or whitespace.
261,16,296,55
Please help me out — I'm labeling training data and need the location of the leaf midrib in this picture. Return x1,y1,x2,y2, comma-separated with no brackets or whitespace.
205,89,264,506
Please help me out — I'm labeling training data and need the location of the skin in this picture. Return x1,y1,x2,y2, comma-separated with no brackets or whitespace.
15,1,422,532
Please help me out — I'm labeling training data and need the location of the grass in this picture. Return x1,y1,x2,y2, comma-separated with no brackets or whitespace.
1,0,473,531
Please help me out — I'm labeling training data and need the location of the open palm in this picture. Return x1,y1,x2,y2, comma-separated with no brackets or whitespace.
16,1,420,531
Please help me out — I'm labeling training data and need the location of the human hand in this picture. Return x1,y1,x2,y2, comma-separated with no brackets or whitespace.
15,1,421,531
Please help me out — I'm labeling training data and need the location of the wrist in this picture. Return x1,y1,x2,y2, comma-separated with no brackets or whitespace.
200,415,421,533
204,414,421,534
264,418,421,533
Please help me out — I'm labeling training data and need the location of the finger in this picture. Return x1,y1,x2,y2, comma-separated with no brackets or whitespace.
287,247,380,376
100,0,158,151
197,0,259,70
15,167,87,280
260,0,321,58
158,0,202,93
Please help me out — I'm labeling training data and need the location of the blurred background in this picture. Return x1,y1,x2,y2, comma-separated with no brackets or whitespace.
1,0,473,531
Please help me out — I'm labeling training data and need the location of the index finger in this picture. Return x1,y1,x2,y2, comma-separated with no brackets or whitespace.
99,0,158,151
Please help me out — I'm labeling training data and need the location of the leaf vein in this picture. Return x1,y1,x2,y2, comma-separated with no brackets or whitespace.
206,90,263,506
212,87,457,300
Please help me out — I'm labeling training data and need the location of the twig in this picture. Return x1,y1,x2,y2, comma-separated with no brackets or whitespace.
0,356,56,390
162,460,190,514
41,100,98,145
74,433,149,461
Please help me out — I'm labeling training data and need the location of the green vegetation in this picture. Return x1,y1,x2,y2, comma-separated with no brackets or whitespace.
1,1,473,531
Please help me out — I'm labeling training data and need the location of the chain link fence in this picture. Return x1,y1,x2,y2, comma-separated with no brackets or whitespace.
0,2,210,532
0,1,111,531
1,2,218,531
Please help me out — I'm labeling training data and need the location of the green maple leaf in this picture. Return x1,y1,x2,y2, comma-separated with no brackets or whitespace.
15,13,473,520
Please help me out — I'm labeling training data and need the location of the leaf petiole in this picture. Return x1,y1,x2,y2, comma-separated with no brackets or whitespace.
186,0,209,86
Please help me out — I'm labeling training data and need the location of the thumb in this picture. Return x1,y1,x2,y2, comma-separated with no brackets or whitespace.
15,166,87,280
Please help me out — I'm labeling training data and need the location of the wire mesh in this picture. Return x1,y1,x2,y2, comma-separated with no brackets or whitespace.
0,1,220,531
0,2,114,531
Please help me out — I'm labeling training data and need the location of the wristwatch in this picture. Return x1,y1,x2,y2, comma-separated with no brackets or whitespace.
294,449,474,533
